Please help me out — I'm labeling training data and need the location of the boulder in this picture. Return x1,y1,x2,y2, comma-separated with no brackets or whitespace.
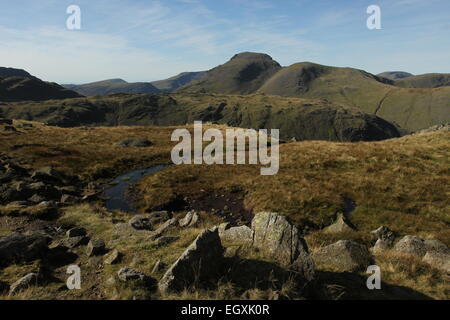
424,239,450,254
422,251,450,274
118,267,150,283
251,212,314,280
0,232,49,267
53,236,89,249
393,235,427,257
219,224,253,247
158,227,224,295
148,218,178,241
117,138,153,148
148,211,172,225
31,166,65,184
86,239,106,257
312,240,373,272
9,273,39,296
371,226,395,242
372,238,393,254
323,213,356,234
129,215,153,231
66,227,87,238
179,211,201,228
104,249,121,265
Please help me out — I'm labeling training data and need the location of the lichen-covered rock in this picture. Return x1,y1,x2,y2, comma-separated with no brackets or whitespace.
219,224,253,247
9,273,39,296
372,238,393,254
104,249,121,265
422,251,450,274
179,211,200,228
312,240,373,272
158,227,224,295
393,235,427,257
424,239,450,254
371,226,395,242
118,267,150,282
323,213,355,234
251,212,314,281
129,215,152,231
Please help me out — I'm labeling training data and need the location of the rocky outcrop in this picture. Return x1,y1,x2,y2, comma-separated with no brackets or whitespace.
104,249,121,265
218,223,253,247
158,227,224,295
86,239,106,257
422,251,450,274
129,215,153,231
251,212,315,280
312,240,373,272
393,235,427,257
179,211,200,228
0,232,49,267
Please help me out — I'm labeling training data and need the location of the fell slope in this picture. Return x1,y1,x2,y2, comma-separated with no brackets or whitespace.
63,79,160,96
151,71,206,93
178,52,282,94
395,73,450,88
0,93,400,142
377,71,413,81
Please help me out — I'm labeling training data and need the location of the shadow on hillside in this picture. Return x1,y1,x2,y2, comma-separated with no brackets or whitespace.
311,271,433,300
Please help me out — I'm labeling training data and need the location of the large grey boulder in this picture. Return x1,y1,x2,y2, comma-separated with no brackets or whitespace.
312,240,373,272
251,212,314,281
9,273,39,296
323,213,355,234
393,235,427,257
158,227,224,295
0,232,49,267
218,223,253,247
422,251,450,274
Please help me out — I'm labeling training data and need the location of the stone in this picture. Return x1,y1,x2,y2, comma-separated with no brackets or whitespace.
104,249,121,265
118,267,150,282
393,235,427,257
31,166,65,184
60,194,78,204
152,260,167,274
424,239,450,254
371,226,395,242
86,239,106,257
117,138,153,148
158,227,224,295
312,240,373,272
33,201,59,219
148,218,178,241
129,215,153,230
372,238,393,254
323,213,356,234
219,224,253,247
9,273,39,296
179,211,200,228
251,212,315,281
154,236,179,247
66,227,87,238
148,211,172,224
0,232,49,267
422,251,450,274
56,236,89,249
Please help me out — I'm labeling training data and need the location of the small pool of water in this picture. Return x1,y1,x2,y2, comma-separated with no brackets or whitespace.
103,165,166,213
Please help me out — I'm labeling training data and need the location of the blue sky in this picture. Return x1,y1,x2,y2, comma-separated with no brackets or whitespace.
0,0,449,83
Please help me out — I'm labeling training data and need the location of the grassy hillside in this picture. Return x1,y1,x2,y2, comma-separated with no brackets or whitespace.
0,93,400,141
63,79,160,96
377,71,413,81
178,52,282,94
395,73,450,88
151,72,206,93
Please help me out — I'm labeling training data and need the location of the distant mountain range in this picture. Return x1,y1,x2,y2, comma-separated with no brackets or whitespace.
62,71,207,96
1,52,449,132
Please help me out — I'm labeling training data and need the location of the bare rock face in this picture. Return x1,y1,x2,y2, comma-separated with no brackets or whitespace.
9,273,39,296
0,232,49,267
422,251,450,274
312,240,373,272
323,213,356,234
393,235,427,257
158,227,224,295
251,212,315,281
